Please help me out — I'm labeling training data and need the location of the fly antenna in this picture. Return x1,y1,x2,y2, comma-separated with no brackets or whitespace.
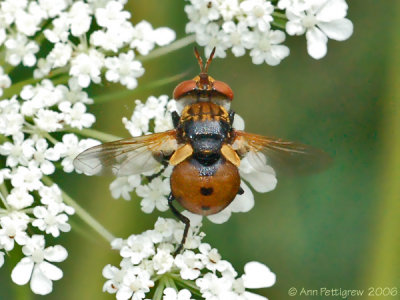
194,47,204,72
204,47,216,73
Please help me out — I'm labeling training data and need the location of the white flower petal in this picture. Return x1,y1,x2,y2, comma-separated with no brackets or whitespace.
286,20,305,36
182,210,203,227
39,261,63,281
317,0,348,22
153,27,176,46
242,261,276,289
232,114,245,130
30,265,53,295
240,170,277,193
318,18,353,41
207,209,231,224
11,257,34,285
229,182,254,213
116,285,133,300
244,291,269,300
306,27,328,59
43,245,68,262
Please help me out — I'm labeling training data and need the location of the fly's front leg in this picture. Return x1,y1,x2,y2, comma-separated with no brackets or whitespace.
168,193,190,256
229,110,235,127
172,111,180,128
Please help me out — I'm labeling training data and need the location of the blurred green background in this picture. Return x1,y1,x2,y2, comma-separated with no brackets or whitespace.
1,0,400,299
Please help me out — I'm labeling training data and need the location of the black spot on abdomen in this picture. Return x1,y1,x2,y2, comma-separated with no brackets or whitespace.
200,187,213,196
202,205,210,211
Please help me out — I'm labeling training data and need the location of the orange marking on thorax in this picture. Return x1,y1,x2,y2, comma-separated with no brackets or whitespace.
180,102,229,123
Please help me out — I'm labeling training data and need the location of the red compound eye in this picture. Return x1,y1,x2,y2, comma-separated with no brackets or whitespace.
173,80,197,100
213,80,234,100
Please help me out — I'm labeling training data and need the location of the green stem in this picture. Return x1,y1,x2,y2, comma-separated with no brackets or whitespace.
271,19,287,30
92,72,189,105
2,64,14,75
42,131,59,145
137,35,196,63
153,278,166,300
0,134,8,143
2,68,69,99
42,176,116,243
0,184,10,210
272,11,287,19
64,127,122,142
364,2,400,288
166,276,178,290
169,274,202,297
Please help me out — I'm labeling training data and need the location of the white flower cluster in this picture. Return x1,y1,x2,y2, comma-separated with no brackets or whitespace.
0,0,176,94
0,76,103,294
110,95,277,225
103,217,276,300
0,0,176,295
185,0,353,64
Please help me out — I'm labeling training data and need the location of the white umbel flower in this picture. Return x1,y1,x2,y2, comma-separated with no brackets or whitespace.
0,133,35,167
32,204,71,237
110,175,141,200
59,102,95,130
130,20,176,55
249,29,290,65
32,139,60,175
15,6,43,37
47,42,72,68
5,34,39,66
152,248,174,274
116,267,154,300
240,0,274,32
286,0,353,59
0,215,29,251
136,177,170,214
175,250,204,280
105,50,144,90
11,235,68,295
95,1,130,29
103,218,275,299
67,1,92,37
11,164,43,191
69,49,105,88
33,109,64,132
120,235,155,265
6,188,34,210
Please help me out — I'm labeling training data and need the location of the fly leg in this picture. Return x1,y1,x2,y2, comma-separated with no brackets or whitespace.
172,111,180,128
168,193,190,256
238,186,244,195
229,110,235,127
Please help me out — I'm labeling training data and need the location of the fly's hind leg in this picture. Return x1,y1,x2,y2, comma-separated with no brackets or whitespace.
238,186,244,195
168,193,190,256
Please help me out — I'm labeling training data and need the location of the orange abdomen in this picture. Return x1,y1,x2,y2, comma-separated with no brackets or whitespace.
170,158,240,216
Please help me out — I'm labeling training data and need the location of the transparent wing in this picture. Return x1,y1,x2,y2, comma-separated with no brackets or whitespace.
73,130,178,176
232,130,332,176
